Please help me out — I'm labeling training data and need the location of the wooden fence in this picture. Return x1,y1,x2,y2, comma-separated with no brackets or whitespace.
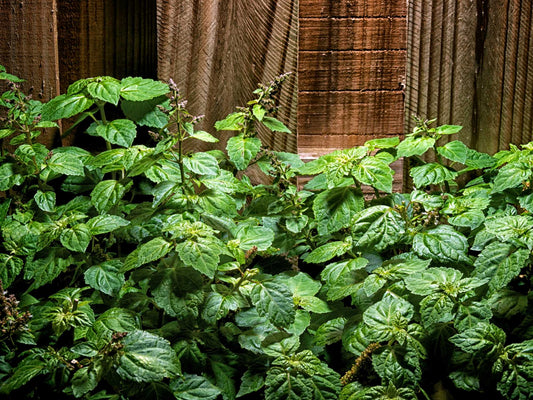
1,0,532,158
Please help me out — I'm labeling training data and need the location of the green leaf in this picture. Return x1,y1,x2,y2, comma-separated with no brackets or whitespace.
320,258,368,301
183,152,220,176
87,78,121,105
473,242,529,293
484,215,533,244
0,357,48,394
351,206,406,251
315,317,346,346
71,363,102,398
251,281,295,328
235,225,275,251
121,96,170,128
435,124,463,135
286,273,321,297
171,374,222,400
84,260,125,296
396,136,436,158
363,296,414,342
211,360,237,400
410,163,457,187
201,290,240,324
123,237,173,271
404,267,465,296
449,322,506,354
0,254,23,288
226,135,262,170
60,224,91,252
364,136,400,150
237,371,264,398
313,186,364,235
48,151,85,176
189,130,219,143
91,180,127,213
175,238,220,279
34,190,56,212
298,296,331,314
91,119,136,147
252,104,266,121
413,225,470,263
437,140,469,163
151,266,204,319
0,163,23,191
42,93,94,120
24,249,72,289
352,157,394,193
87,215,130,235
88,307,139,345
215,112,246,131
493,162,532,192
262,116,291,133
120,77,169,101
305,241,350,264
117,330,180,382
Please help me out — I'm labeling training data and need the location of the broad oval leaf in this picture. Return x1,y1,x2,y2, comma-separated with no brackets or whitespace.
313,186,364,235
92,119,137,147
251,281,295,328
42,93,94,120
226,135,261,170
120,77,169,101
413,225,470,263
352,156,394,193
410,163,457,188
117,330,180,382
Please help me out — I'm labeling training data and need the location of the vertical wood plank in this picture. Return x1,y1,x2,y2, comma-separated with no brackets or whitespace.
407,0,533,155
157,0,298,153
0,0,61,147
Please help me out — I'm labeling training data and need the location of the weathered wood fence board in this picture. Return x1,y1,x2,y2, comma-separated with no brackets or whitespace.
406,0,533,155
0,0,61,147
298,0,407,160
156,0,298,153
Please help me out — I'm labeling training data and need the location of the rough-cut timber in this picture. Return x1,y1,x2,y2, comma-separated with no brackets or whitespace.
406,0,533,155
0,0,61,147
298,0,407,163
300,0,406,18
58,0,157,91
157,0,298,153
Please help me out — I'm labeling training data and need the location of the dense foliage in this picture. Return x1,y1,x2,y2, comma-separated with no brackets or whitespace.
0,66,532,399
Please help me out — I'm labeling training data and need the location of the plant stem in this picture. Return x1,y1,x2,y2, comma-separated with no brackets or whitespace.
96,102,112,151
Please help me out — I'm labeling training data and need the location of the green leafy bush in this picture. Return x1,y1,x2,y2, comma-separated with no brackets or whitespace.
0,65,532,399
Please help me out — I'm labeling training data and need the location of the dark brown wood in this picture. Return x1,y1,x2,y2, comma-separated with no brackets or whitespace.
300,18,406,51
57,0,157,92
298,0,406,159
300,0,406,18
299,50,406,91
298,91,405,135
0,0,61,147
157,0,298,153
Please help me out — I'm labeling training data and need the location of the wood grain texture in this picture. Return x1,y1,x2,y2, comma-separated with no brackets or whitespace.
58,0,157,91
299,50,406,91
300,18,406,51
298,91,405,135
157,0,298,153
406,0,478,152
298,0,406,159
0,0,61,147
300,0,406,18
407,0,533,155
